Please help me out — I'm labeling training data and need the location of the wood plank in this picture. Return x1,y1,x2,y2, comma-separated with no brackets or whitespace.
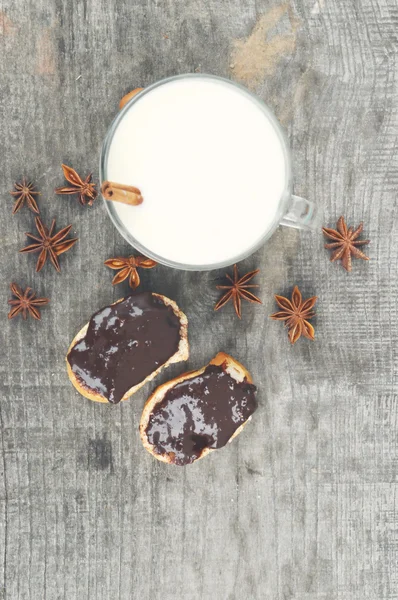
1,0,398,598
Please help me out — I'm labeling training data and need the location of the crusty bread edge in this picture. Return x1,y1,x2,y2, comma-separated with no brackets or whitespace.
139,351,254,464
66,293,189,404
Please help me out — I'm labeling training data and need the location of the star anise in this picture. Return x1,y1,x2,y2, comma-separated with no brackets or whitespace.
214,264,262,319
322,216,370,271
8,283,49,320
55,164,97,206
270,286,317,344
10,178,40,214
104,256,157,289
19,216,78,272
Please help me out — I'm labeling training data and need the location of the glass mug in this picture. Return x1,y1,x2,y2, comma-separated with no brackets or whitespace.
100,74,318,271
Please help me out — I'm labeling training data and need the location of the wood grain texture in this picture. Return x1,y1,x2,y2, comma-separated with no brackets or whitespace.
1,0,398,598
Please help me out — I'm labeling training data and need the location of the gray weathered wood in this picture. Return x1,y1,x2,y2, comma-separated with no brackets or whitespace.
1,0,398,598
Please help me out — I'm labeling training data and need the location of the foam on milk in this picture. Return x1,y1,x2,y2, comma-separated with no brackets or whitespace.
106,77,287,266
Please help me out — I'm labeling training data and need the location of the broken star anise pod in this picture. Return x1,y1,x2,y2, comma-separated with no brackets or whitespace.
214,264,262,319
322,216,370,271
20,216,78,272
104,256,157,289
55,164,97,206
8,283,49,320
270,286,317,344
10,178,40,214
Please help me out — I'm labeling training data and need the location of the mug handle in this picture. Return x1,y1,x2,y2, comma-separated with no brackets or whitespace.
280,195,321,231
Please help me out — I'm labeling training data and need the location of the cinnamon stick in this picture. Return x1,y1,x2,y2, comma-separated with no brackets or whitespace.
101,181,143,206
119,88,144,110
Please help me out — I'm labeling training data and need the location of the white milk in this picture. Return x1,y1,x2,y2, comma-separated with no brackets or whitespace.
106,77,287,267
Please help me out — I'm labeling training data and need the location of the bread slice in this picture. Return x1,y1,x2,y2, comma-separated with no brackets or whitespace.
140,352,255,464
66,293,188,403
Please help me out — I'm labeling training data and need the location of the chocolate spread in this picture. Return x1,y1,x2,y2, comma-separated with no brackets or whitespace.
67,293,182,404
145,363,257,465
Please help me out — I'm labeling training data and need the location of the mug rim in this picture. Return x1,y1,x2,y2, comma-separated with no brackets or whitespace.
99,73,293,271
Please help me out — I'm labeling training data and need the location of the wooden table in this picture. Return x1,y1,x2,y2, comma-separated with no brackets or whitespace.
1,1,396,598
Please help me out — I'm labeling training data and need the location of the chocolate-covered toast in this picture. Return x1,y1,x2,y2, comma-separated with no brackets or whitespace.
66,292,188,404
140,352,257,465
